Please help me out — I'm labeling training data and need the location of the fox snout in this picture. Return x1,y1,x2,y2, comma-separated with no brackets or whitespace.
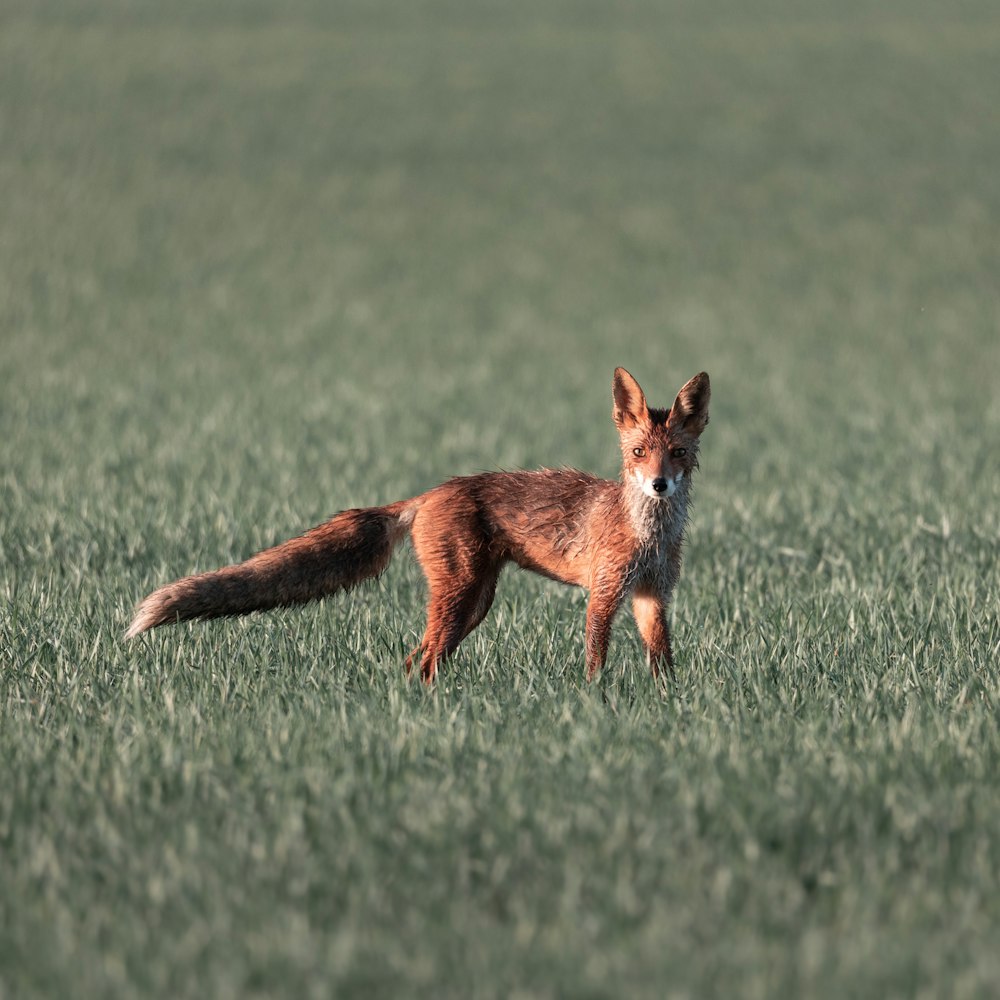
632,468,684,500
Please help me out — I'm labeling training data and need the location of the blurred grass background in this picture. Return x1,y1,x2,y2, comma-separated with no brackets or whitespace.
2,1,999,996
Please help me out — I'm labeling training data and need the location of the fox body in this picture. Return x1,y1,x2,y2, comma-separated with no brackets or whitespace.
127,368,710,681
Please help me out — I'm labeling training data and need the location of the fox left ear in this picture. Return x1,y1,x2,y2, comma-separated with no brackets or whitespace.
612,367,650,428
670,372,710,435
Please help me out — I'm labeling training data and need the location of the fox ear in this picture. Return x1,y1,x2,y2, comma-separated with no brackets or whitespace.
670,372,710,435
613,367,649,427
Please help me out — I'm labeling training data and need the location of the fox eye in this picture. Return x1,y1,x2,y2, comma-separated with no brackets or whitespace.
632,447,646,458
672,447,687,458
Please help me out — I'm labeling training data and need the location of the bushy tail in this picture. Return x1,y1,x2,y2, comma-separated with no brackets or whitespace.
125,500,418,638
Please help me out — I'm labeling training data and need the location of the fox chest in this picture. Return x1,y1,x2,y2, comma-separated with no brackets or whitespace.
626,537,682,598
623,499,687,598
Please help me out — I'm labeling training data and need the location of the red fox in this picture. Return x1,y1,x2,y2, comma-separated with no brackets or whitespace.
127,368,710,682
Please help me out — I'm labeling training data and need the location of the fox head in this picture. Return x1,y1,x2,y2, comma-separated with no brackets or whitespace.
613,367,711,501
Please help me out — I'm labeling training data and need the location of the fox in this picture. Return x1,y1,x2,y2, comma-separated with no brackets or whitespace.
126,368,710,682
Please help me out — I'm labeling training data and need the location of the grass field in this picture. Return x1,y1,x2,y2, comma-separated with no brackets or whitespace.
3,1,1000,996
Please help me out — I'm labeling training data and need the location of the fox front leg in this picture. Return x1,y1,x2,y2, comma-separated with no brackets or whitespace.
632,589,674,678
584,584,625,681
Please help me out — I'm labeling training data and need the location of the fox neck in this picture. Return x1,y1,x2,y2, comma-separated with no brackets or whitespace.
621,472,690,548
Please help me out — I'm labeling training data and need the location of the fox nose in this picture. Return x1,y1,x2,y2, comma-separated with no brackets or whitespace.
651,477,668,494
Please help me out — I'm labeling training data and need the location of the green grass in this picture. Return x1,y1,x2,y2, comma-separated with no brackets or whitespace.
3,0,1000,996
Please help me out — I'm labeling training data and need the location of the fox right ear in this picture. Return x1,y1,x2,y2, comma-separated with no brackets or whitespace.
670,371,711,435
613,368,649,427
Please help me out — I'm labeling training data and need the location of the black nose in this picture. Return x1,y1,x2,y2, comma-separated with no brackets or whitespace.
651,477,668,494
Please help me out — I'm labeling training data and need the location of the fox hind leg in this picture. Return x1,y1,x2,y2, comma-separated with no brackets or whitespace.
406,567,501,683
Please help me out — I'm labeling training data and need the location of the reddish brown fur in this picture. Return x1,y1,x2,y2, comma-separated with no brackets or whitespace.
127,369,710,682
